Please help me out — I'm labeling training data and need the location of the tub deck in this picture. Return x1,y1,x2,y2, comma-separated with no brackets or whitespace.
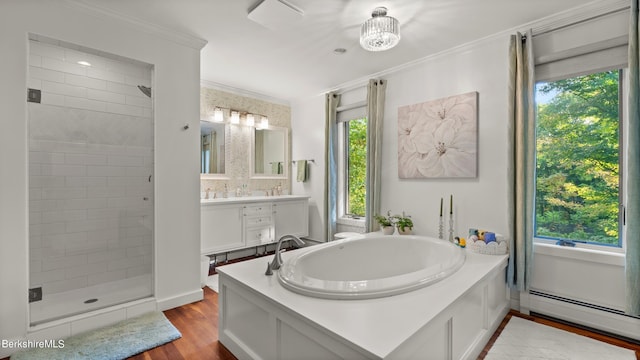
217,237,509,359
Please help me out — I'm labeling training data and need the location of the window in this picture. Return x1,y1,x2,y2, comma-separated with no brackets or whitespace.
534,70,622,247
344,117,367,217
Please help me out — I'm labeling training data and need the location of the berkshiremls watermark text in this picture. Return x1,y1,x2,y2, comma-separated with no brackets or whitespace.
2,339,64,349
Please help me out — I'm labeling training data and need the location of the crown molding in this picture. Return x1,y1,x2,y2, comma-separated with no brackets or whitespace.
200,80,291,106
65,0,208,50
324,0,629,96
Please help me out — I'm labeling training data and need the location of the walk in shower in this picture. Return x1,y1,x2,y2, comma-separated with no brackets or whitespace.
28,35,154,325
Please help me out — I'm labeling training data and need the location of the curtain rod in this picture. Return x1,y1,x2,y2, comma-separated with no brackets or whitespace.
523,6,629,41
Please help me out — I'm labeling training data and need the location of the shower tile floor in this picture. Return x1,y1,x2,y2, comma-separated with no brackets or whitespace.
30,274,152,325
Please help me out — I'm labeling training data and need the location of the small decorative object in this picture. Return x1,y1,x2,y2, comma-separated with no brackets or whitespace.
397,92,478,178
459,237,466,248
374,213,395,235
392,212,413,235
484,232,496,243
448,195,454,242
438,197,444,239
467,227,508,255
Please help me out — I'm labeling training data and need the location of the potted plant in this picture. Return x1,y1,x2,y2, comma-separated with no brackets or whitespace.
392,213,414,235
374,213,395,235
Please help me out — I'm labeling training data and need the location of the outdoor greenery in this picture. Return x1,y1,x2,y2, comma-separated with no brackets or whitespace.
347,117,367,216
535,70,620,245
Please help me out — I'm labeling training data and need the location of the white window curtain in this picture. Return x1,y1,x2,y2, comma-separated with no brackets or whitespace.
626,0,640,317
365,79,386,232
324,92,341,241
507,29,535,292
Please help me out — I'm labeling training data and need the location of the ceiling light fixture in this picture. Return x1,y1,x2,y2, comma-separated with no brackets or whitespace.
360,7,400,52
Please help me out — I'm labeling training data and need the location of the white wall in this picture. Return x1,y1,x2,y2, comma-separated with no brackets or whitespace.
0,0,204,354
292,36,511,242
381,38,511,238
291,95,326,241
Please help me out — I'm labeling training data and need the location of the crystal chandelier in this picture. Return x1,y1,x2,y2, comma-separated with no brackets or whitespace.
360,7,401,52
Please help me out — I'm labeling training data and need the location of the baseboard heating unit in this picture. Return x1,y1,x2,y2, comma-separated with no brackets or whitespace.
528,290,640,341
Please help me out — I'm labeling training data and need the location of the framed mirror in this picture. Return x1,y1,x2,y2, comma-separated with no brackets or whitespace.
251,126,288,179
200,120,228,177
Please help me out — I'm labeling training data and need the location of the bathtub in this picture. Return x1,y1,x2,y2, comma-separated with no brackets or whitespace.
278,235,465,299
217,233,509,359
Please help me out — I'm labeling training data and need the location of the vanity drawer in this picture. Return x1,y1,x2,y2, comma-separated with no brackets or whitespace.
245,226,274,244
243,204,272,216
245,215,272,227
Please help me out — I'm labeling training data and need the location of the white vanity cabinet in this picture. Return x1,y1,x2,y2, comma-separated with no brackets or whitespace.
242,203,274,247
201,195,309,255
201,203,244,255
273,199,308,239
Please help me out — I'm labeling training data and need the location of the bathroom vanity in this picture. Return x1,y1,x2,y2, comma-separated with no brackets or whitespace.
200,195,309,255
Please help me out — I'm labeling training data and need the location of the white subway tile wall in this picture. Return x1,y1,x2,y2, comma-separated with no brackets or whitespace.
28,39,154,299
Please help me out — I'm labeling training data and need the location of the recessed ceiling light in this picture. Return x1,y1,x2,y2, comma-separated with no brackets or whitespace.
77,60,91,66
333,48,347,55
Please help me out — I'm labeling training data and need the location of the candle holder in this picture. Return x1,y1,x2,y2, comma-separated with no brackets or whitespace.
448,213,454,243
438,215,444,239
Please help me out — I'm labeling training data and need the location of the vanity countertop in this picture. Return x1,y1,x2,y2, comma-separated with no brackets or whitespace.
200,194,310,205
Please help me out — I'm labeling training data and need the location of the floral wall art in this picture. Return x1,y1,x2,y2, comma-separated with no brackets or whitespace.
398,91,478,178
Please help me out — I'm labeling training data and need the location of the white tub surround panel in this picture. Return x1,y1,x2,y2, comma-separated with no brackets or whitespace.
218,244,509,359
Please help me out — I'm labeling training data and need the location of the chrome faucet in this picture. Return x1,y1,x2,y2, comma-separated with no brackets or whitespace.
266,235,305,274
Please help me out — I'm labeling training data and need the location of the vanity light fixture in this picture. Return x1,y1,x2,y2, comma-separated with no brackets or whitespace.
230,111,240,124
213,107,224,122
210,105,269,127
360,7,401,52
246,113,255,127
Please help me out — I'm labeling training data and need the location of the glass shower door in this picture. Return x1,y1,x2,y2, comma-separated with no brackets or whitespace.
28,36,154,325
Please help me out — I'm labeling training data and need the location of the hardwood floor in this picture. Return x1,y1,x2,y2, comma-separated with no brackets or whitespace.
129,287,237,360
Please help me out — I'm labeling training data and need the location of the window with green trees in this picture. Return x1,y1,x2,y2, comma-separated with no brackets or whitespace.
535,70,621,246
345,117,367,217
